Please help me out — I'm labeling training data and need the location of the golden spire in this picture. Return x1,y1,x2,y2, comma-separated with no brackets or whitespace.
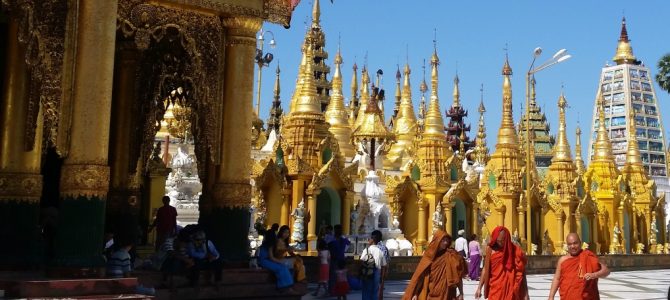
551,91,573,163
289,48,308,113
418,59,428,130
351,85,394,141
452,74,461,108
325,47,355,158
349,63,359,127
574,126,586,175
592,93,614,162
423,46,446,138
497,55,518,145
312,0,321,27
624,109,644,167
293,44,321,114
474,85,488,164
612,17,638,65
386,62,418,169
354,66,370,129
393,66,402,120
530,76,537,106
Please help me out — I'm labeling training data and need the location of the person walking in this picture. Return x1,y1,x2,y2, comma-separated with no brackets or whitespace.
328,225,350,294
475,226,527,300
402,230,466,300
468,234,482,281
371,230,390,300
547,233,610,300
455,229,469,260
359,234,386,300
149,196,178,249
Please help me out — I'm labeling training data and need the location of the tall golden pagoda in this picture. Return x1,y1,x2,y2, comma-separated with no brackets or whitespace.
281,45,331,169
518,77,555,177
304,0,332,111
324,47,355,158
477,57,526,242
474,87,489,168
266,65,284,137
542,91,579,253
622,109,665,251
582,94,625,254
385,63,418,170
413,46,452,250
348,63,359,127
391,67,402,123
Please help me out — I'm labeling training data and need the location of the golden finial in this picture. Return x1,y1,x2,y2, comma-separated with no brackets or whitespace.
625,108,644,166
418,59,428,129
325,47,355,158
592,93,614,162
530,76,537,106
312,0,321,27
399,62,417,124
293,44,321,114
475,84,488,164
497,56,518,145
574,125,585,174
289,47,309,113
394,66,402,118
274,64,281,96
424,43,446,139
452,74,461,108
612,17,638,65
354,66,371,128
551,90,573,163
459,129,466,154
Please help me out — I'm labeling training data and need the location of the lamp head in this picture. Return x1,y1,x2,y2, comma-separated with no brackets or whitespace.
533,47,543,57
552,49,567,60
556,54,571,63
269,38,276,48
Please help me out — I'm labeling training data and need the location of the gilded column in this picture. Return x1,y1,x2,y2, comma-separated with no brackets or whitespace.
342,190,354,237
307,194,317,253
556,213,564,252
54,0,117,271
618,207,625,253
280,192,290,227
108,42,140,242
417,200,428,254
0,18,44,267
205,17,261,261
518,207,526,241
443,201,452,235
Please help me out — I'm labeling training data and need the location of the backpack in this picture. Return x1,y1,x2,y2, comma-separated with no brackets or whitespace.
359,246,376,279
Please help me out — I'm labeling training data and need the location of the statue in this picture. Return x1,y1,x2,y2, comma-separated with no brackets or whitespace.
610,222,622,254
432,202,445,233
650,215,659,246
541,230,552,255
664,243,670,254
635,243,644,254
291,198,306,250
581,242,589,250
656,244,665,254
350,203,360,235
512,228,521,246
531,243,538,256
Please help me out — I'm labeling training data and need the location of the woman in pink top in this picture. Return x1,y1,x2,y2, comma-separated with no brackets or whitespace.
468,234,482,280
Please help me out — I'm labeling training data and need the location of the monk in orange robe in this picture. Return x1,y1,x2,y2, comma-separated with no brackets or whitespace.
548,233,610,300
403,230,467,300
475,226,527,300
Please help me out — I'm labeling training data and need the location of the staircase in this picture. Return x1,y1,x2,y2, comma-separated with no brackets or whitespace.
0,277,152,299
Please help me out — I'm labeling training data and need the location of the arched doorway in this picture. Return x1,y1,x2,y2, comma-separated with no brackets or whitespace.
581,216,592,245
316,187,341,227
401,190,419,245
262,181,283,227
452,199,467,235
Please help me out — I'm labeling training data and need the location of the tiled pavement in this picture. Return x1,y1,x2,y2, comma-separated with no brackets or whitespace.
302,269,670,299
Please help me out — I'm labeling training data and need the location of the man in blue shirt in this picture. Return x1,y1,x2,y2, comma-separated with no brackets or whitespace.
187,230,223,286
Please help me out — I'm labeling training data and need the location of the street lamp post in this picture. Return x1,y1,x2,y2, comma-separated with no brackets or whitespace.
255,28,276,117
524,47,571,254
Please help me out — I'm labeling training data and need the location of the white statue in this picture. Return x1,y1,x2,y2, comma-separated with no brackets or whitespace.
291,198,306,249
650,215,659,245
350,203,360,235
610,222,622,254
260,129,278,152
432,202,444,233
352,141,372,172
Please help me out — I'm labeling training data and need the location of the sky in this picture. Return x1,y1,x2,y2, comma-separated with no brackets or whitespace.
255,0,670,162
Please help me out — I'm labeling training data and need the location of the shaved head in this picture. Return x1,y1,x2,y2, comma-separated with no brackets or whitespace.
566,233,582,256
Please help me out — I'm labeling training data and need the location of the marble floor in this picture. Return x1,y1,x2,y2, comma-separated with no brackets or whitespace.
302,269,670,299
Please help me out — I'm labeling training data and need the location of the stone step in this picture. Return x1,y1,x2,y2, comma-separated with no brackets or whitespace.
154,281,306,300
46,294,153,299
1,277,138,298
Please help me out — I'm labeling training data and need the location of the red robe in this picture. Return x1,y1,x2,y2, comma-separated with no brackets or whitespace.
484,226,527,300
559,250,601,300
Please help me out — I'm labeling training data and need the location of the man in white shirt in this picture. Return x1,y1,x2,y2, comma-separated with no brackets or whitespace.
360,234,387,300
455,229,469,259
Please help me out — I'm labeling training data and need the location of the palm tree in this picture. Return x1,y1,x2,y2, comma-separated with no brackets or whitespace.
656,53,670,94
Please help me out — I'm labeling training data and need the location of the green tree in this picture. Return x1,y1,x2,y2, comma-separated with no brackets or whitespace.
656,53,670,94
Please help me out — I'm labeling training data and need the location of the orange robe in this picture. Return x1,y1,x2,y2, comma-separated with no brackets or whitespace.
403,231,467,300
485,245,527,300
559,250,601,300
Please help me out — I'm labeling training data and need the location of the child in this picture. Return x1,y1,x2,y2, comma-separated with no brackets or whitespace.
332,261,350,300
313,239,330,296
107,239,133,278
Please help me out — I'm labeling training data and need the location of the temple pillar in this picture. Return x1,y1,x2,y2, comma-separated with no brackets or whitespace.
307,194,317,254
416,200,427,254
443,201,452,235
0,18,44,267
342,190,354,236
108,42,140,243
518,206,526,241
204,17,261,262
556,212,564,253
53,0,117,273
618,206,625,253
471,204,480,238
575,211,582,241
280,191,290,227
145,154,171,248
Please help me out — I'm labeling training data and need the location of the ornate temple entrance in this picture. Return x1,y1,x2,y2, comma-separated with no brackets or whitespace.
316,187,341,227
451,198,467,235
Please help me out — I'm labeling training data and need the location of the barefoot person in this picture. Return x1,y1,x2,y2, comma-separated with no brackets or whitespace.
548,233,610,300
403,230,467,300
475,226,527,300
